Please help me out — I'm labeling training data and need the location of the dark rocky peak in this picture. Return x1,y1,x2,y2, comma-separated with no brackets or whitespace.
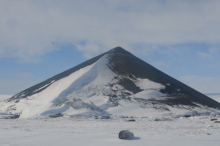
108,46,132,56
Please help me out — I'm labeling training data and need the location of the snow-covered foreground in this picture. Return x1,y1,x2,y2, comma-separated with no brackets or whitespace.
1,116,220,146
1,95,220,145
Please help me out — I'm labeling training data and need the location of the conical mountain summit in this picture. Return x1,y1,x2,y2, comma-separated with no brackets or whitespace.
1,47,220,118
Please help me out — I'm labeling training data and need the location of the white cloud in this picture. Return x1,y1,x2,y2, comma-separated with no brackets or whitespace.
16,73,33,78
1,0,220,61
209,47,220,54
179,76,220,94
198,52,213,59
198,47,220,59
76,43,103,59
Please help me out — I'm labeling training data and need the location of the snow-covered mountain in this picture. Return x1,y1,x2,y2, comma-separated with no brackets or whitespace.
1,47,220,118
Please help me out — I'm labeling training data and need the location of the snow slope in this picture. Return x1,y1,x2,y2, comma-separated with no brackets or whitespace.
0,55,111,118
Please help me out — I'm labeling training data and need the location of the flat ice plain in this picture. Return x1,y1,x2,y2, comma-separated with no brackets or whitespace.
0,95,220,146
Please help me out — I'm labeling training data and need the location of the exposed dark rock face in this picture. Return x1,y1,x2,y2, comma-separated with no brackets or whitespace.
107,47,220,108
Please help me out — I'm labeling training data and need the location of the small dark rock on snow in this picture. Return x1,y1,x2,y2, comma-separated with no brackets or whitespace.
119,130,134,140
126,119,136,122
95,116,111,119
4,114,20,119
211,119,218,121
214,121,220,123
49,113,63,118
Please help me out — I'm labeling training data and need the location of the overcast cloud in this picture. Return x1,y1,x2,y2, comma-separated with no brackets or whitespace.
1,0,220,61
1,0,220,95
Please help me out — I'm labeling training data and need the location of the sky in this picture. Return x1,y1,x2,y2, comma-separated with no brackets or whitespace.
0,0,220,95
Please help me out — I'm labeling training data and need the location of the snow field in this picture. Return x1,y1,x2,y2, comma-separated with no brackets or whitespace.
0,116,220,146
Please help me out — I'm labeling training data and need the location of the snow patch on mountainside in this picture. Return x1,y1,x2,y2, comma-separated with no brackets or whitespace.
135,78,165,90
134,90,166,100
